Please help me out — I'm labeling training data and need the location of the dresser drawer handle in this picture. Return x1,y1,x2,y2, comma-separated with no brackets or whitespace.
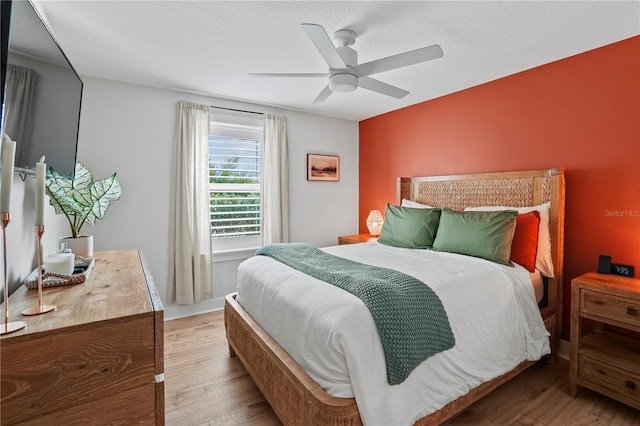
627,307,638,317
625,380,636,391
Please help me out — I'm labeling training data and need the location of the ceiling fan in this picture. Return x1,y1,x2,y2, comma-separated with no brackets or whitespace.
249,23,443,104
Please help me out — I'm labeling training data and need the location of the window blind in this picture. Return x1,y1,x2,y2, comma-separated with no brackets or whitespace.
209,112,262,239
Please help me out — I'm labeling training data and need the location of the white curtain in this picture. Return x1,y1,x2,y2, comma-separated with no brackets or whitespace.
261,114,289,245
3,64,38,164
168,101,213,304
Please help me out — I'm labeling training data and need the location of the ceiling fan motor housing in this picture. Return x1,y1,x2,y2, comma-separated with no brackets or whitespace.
333,29,358,67
336,45,357,67
331,29,358,93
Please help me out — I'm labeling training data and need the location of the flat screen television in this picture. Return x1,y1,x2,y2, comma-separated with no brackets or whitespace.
1,0,82,177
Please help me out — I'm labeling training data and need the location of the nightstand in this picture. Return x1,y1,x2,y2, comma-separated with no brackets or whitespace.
569,272,640,409
338,233,378,245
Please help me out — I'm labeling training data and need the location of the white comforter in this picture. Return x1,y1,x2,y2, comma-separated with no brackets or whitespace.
237,242,550,426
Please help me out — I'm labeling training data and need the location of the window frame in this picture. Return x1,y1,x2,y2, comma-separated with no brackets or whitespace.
209,111,263,252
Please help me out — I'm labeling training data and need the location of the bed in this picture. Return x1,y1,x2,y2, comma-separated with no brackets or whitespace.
224,168,565,425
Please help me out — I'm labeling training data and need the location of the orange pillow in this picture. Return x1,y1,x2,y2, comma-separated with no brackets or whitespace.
510,211,540,272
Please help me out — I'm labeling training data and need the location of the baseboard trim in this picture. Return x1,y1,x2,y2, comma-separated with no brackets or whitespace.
164,297,224,321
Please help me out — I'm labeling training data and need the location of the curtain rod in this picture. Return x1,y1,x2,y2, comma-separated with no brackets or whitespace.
210,105,263,116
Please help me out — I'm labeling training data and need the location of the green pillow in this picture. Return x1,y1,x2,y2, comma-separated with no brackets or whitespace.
432,208,518,265
377,204,441,249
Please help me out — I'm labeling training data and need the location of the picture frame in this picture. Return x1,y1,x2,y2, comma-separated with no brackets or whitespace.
307,154,340,182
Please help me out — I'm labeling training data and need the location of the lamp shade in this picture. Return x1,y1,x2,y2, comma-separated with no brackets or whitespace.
366,210,384,236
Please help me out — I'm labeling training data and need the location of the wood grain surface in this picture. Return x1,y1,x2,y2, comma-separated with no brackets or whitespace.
0,250,164,425
570,273,640,411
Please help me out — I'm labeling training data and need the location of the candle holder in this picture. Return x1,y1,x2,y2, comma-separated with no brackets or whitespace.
1,213,26,335
22,225,56,316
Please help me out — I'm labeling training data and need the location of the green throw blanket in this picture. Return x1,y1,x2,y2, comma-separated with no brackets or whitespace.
256,243,455,385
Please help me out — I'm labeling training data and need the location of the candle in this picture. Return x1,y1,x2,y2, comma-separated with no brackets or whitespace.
0,140,16,214
44,253,74,275
35,160,46,226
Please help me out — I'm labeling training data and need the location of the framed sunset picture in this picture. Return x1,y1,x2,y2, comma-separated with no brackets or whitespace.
307,154,340,182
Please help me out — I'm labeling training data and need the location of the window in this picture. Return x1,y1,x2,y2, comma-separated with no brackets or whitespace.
209,111,263,250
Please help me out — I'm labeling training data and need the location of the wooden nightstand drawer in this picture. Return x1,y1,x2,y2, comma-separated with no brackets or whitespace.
338,234,377,245
581,289,640,328
579,355,640,402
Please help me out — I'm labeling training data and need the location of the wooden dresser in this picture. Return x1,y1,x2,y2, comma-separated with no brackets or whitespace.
0,249,164,425
569,272,640,409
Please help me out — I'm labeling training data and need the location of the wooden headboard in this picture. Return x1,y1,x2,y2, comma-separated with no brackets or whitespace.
398,168,566,353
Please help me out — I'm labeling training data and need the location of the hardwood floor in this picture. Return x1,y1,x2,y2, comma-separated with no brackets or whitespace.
165,311,640,425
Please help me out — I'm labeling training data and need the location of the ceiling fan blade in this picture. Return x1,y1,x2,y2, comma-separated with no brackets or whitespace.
302,23,346,70
248,73,328,77
359,77,409,99
353,44,443,77
312,85,333,104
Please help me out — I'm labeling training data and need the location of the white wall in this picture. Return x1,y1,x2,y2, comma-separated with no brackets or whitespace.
2,177,68,300
76,77,359,319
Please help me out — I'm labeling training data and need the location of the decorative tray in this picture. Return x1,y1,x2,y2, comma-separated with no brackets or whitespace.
23,255,95,290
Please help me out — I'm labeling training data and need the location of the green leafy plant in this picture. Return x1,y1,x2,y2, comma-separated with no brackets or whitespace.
45,162,122,238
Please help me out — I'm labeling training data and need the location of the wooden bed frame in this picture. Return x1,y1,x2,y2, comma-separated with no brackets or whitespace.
225,168,565,425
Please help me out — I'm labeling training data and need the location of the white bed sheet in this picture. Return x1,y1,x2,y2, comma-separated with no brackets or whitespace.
237,241,550,426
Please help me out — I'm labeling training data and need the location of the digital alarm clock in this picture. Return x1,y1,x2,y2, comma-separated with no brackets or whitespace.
597,255,634,277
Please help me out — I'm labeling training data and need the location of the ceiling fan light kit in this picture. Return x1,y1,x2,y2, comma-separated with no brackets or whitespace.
249,23,443,103
329,73,358,93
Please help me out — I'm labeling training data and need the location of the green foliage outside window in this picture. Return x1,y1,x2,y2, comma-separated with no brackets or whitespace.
209,156,260,238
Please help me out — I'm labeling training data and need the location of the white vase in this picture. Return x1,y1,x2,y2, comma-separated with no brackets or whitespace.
59,235,94,258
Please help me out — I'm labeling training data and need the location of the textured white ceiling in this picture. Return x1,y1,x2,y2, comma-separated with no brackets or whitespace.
36,1,640,122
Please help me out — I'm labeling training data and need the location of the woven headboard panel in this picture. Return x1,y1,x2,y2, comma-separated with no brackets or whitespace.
397,168,566,345
398,169,557,211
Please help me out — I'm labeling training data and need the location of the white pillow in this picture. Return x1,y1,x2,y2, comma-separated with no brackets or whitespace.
464,202,554,278
401,199,433,209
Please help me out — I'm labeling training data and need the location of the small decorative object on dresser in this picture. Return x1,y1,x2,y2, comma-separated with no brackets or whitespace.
570,272,640,409
0,136,27,335
338,233,378,245
45,162,121,257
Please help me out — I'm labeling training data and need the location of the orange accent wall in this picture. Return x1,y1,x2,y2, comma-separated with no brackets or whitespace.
359,36,640,340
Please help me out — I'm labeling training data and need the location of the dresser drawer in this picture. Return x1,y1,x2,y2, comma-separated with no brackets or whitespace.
581,289,640,328
579,355,640,402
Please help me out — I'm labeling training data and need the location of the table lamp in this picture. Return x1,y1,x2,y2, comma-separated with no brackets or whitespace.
366,210,384,236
